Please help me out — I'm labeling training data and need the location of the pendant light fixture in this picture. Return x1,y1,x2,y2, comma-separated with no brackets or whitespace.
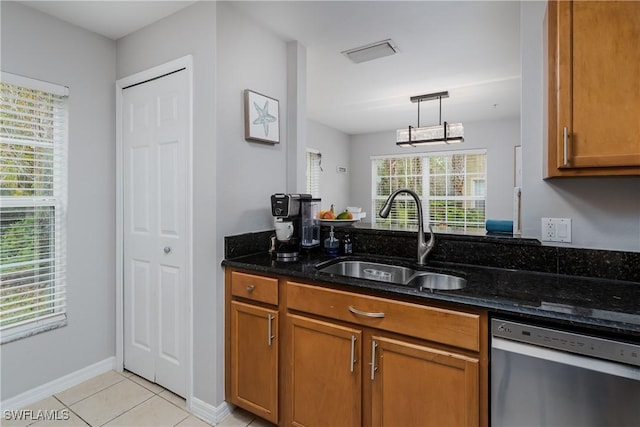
396,91,464,147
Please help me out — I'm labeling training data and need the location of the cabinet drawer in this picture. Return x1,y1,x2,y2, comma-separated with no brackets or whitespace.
287,281,480,352
231,272,278,305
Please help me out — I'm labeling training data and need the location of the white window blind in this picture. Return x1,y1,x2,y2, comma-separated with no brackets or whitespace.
372,150,486,233
372,155,424,230
1,73,68,343
306,149,321,198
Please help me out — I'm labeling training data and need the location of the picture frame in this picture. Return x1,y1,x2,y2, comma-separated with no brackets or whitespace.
244,89,280,144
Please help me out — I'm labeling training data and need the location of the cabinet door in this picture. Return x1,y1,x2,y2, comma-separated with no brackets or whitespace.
230,301,278,423
288,314,362,427
370,336,479,427
548,0,640,175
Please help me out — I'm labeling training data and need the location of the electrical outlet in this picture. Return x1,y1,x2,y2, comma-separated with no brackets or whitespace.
543,218,555,240
541,218,572,243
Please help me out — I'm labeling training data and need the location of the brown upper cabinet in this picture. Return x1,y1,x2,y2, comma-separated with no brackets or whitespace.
545,0,640,177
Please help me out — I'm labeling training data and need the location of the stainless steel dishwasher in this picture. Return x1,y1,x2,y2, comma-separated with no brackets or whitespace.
491,318,640,427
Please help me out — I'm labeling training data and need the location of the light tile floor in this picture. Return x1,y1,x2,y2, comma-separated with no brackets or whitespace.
4,370,274,427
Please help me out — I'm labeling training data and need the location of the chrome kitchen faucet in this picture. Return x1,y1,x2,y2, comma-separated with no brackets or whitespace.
379,188,435,265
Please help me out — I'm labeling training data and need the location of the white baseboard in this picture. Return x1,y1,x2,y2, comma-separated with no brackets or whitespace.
189,397,232,425
0,357,116,411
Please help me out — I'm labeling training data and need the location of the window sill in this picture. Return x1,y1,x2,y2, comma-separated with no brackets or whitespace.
1,314,67,344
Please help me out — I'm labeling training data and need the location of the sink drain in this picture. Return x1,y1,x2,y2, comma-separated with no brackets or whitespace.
363,268,393,282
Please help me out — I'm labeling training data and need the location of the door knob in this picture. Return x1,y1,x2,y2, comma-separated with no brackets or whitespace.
164,246,171,254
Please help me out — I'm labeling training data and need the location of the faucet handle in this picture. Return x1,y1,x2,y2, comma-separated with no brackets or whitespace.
426,223,436,250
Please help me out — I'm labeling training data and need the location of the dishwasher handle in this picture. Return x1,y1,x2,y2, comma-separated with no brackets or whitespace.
492,337,640,381
491,318,640,368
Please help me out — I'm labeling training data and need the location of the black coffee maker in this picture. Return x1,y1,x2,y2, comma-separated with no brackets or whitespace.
271,193,319,261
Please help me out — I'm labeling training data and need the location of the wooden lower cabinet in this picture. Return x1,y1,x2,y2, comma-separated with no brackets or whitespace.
288,314,362,427
286,316,481,427
225,269,487,427
229,300,278,423
370,335,479,427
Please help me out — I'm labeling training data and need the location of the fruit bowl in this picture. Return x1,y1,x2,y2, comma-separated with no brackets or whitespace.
318,219,359,226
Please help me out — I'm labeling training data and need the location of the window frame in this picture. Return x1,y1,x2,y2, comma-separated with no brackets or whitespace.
1,72,69,343
371,149,487,234
306,148,322,198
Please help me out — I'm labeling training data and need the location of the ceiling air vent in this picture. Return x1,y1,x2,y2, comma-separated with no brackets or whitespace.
342,39,398,64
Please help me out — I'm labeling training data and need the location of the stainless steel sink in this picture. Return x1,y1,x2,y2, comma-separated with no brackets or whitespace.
408,272,467,291
317,261,416,285
316,260,466,290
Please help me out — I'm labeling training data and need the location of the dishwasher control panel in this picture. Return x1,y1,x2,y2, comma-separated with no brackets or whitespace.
492,319,640,367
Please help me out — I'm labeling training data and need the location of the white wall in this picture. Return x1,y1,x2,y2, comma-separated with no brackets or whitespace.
307,119,351,211
0,2,116,400
520,1,640,252
216,1,289,235
116,1,219,407
288,42,308,194
349,118,521,224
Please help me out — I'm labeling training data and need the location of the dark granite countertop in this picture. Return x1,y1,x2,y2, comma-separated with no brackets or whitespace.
223,251,640,340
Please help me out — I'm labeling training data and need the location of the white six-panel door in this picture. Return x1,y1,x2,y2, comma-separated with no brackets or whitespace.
123,69,188,397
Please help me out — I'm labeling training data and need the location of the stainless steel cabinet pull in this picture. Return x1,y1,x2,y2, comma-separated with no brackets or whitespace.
348,305,385,318
563,126,569,166
163,246,171,254
350,335,357,373
246,285,255,293
370,340,378,380
267,314,275,346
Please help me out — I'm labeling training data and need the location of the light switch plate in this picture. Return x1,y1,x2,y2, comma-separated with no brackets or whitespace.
541,218,572,243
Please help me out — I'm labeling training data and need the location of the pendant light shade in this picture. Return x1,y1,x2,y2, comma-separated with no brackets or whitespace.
396,91,464,147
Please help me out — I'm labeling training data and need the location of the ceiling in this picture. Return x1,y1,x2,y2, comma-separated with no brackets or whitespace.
21,0,521,136
21,1,198,40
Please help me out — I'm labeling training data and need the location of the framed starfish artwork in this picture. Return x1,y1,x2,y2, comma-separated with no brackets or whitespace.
244,89,280,144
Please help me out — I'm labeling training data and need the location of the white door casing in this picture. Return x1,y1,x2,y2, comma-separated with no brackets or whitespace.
122,68,189,397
